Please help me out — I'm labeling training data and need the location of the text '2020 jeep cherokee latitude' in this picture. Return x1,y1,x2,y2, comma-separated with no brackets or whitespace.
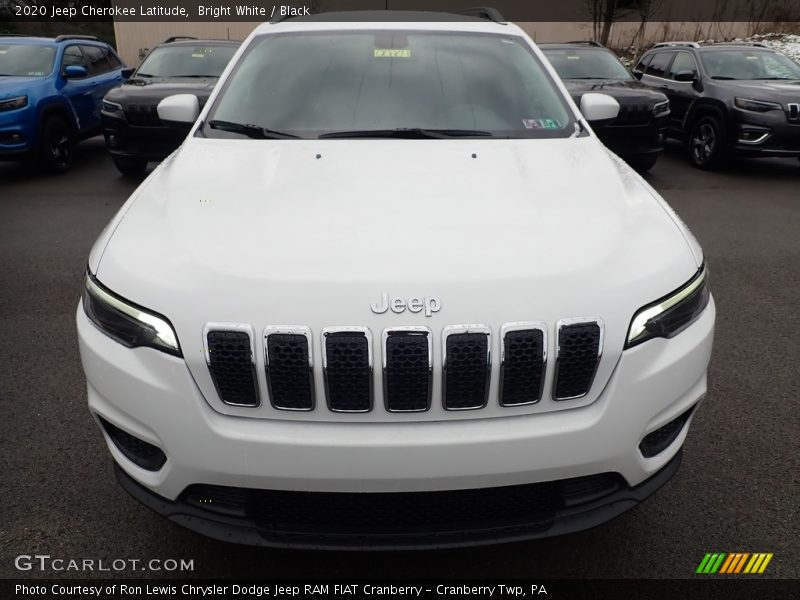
77,11,715,549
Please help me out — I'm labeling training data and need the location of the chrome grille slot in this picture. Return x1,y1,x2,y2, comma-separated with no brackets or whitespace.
322,327,373,413
442,326,491,410
383,327,432,412
204,325,259,407
553,319,603,401
499,323,547,406
264,327,314,411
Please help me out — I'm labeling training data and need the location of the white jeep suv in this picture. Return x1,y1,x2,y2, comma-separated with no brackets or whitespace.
77,10,714,549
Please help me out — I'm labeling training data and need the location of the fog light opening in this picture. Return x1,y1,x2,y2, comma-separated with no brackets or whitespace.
639,404,697,458
98,416,166,471
738,129,770,145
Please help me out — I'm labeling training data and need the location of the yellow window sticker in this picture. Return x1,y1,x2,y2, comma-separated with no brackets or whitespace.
374,49,411,58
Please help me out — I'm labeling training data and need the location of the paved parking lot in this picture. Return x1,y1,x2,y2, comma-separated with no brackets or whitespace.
1,139,798,579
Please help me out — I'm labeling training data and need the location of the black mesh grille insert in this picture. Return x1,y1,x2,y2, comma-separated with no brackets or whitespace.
500,329,545,406
385,331,430,412
554,322,601,400
99,417,166,471
639,405,696,458
206,330,259,407
182,472,624,535
324,331,371,412
266,334,313,410
124,104,162,127
615,103,652,126
444,332,489,410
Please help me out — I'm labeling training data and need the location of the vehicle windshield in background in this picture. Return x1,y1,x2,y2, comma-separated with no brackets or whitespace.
0,44,55,77
543,48,633,80
206,31,575,139
136,45,238,78
701,49,800,80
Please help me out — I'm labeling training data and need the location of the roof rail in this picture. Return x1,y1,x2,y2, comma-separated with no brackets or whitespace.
710,41,768,48
162,36,198,44
652,41,700,49
564,40,605,47
455,7,507,23
54,34,100,43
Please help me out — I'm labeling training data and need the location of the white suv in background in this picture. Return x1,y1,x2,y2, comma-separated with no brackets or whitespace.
78,10,715,549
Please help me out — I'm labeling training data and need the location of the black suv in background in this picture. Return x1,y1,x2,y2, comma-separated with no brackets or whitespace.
101,37,240,175
541,41,670,172
633,42,800,168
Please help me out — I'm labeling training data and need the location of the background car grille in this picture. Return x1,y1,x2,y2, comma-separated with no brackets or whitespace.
554,321,602,400
265,332,313,410
124,104,162,127
203,319,605,415
323,330,372,412
206,330,259,407
614,103,652,126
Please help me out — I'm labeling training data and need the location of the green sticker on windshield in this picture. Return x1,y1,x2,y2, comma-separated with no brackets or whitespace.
374,49,411,58
523,118,561,129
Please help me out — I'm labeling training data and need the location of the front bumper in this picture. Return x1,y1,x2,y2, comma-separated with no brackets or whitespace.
78,295,714,543
0,104,35,157
728,108,800,157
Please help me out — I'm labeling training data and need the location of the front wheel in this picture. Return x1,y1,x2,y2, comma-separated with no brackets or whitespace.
688,116,725,169
113,157,148,177
39,116,75,174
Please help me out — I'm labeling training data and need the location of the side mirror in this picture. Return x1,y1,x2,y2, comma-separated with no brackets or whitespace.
580,92,620,123
632,69,644,80
674,70,697,83
64,65,87,79
157,94,199,124
121,67,135,79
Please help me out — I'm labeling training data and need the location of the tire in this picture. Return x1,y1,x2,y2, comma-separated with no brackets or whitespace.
687,115,725,169
113,157,148,177
626,154,658,173
39,116,75,174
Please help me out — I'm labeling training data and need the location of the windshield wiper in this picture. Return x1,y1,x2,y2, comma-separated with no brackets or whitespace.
208,120,300,139
318,128,493,139
711,76,737,80
173,74,218,78
135,73,155,78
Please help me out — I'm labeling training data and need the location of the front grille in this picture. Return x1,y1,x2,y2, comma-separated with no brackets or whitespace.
443,327,491,410
265,328,314,411
614,103,652,126
383,328,431,412
500,324,546,406
124,104,162,127
205,328,259,407
323,328,372,412
183,472,624,535
553,320,603,400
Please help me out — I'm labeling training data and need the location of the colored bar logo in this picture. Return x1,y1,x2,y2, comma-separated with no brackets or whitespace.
696,552,773,574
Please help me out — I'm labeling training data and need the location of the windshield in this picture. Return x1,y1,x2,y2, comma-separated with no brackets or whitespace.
0,44,55,77
205,30,575,139
543,47,633,80
701,49,800,80
136,44,237,78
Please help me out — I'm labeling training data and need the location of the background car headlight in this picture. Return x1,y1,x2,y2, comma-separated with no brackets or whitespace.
625,266,710,349
83,271,182,357
734,97,782,112
0,96,28,112
652,99,670,117
102,100,123,113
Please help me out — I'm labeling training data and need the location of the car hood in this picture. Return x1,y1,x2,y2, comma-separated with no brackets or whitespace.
713,79,800,99
0,76,46,99
562,79,668,103
104,78,218,104
93,136,701,420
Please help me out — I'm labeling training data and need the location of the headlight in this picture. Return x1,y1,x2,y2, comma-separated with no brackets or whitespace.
734,97,782,112
102,100,123,113
652,99,670,116
625,266,710,349
83,271,182,357
0,95,28,112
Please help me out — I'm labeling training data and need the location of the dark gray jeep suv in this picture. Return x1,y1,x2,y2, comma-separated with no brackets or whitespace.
633,42,800,168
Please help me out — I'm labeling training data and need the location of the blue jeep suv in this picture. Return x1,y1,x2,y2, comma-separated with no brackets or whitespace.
0,34,128,173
